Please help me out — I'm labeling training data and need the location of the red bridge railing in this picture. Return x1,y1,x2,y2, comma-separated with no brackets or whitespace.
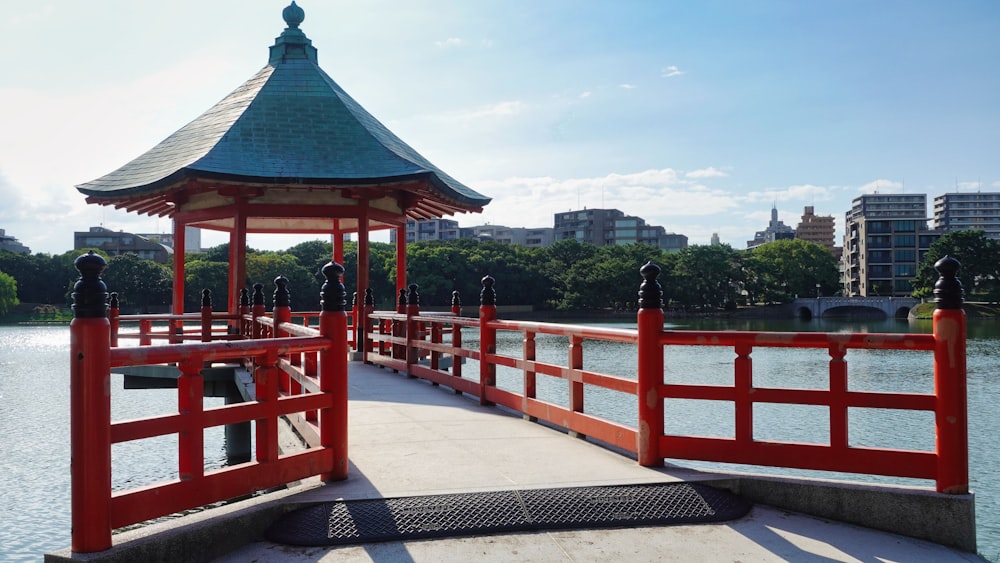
364,258,968,495
69,255,350,553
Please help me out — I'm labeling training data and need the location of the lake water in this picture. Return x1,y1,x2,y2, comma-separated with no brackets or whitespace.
1,319,998,560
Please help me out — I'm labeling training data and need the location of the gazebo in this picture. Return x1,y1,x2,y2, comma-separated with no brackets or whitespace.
76,2,491,316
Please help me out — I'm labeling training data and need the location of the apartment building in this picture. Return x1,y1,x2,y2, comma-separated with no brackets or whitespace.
795,206,836,252
74,226,171,263
843,194,939,297
933,192,1000,240
554,208,687,252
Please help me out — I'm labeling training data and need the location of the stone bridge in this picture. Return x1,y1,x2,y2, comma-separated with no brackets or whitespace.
791,296,919,320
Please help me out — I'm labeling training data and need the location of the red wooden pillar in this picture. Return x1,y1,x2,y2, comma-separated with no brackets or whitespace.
396,223,407,298
319,262,349,481
405,284,420,374
393,288,406,361
172,219,186,315
568,335,585,438
70,252,112,553
177,358,205,481
523,330,536,419
255,350,280,464
273,276,292,395
229,208,248,316
109,292,120,348
734,341,753,446
200,289,213,343
251,283,266,340
636,262,664,467
932,256,968,494
364,289,375,361
451,290,462,381
238,288,251,338
479,275,497,406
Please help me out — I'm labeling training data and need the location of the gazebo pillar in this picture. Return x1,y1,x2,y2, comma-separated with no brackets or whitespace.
356,204,370,308
229,209,248,316
332,220,344,265
395,224,407,297
172,220,186,315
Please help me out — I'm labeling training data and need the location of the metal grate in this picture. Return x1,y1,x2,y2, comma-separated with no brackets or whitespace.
266,483,751,546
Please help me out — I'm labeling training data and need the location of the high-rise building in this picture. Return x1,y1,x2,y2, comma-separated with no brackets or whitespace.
746,205,795,249
843,194,939,297
933,192,1000,239
795,206,836,252
553,208,687,251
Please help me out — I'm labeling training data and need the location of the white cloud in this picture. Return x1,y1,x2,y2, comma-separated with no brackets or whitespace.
480,38,494,48
661,65,684,78
619,84,637,89
434,37,464,48
412,101,524,123
579,91,591,99
685,167,728,179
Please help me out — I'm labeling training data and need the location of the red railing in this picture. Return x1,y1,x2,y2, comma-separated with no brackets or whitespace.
70,257,350,553
365,265,968,495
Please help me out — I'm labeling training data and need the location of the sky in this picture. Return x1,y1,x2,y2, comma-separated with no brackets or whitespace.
1,1,998,255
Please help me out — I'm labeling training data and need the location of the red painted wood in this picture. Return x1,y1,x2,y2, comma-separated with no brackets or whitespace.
934,307,969,493
70,316,112,552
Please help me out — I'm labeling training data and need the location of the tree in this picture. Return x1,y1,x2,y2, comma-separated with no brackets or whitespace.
102,253,173,313
746,240,840,303
245,252,319,310
670,244,743,310
0,270,18,317
184,260,231,310
911,230,1000,301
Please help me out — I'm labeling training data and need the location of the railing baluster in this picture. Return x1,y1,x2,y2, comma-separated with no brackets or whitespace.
178,357,205,480
734,341,753,445
828,344,848,450
568,335,585,439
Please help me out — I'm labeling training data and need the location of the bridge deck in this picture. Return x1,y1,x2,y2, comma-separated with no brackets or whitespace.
48,362,981,562
228,362,979,562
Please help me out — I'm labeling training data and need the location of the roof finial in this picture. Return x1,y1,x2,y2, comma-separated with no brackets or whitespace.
283,2,305,29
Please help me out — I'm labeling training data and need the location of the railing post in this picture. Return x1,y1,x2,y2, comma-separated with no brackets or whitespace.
273,276,292,394
364,288,375,361
479,275,497,406
450,290,463,380
932,256,968,494
406,283,420,374
568,335,585,439
393,289,406,362
201,289,213,343
351,291,359,351
108,292,119,348
319,262,349,480
238,287,250,338
177,358,205,480
636,261,664,467
139,318,152,346
70,251,112,553
251,283,265,339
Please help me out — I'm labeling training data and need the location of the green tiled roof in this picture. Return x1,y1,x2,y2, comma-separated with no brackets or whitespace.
76,2,490,211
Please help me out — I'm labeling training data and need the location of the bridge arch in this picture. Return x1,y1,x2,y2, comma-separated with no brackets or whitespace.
791,297,919,320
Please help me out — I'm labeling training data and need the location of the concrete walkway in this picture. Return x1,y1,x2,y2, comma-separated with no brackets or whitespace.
218,363,983,562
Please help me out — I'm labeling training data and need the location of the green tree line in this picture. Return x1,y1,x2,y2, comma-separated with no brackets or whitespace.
1,238,847,317
3,230,993,320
